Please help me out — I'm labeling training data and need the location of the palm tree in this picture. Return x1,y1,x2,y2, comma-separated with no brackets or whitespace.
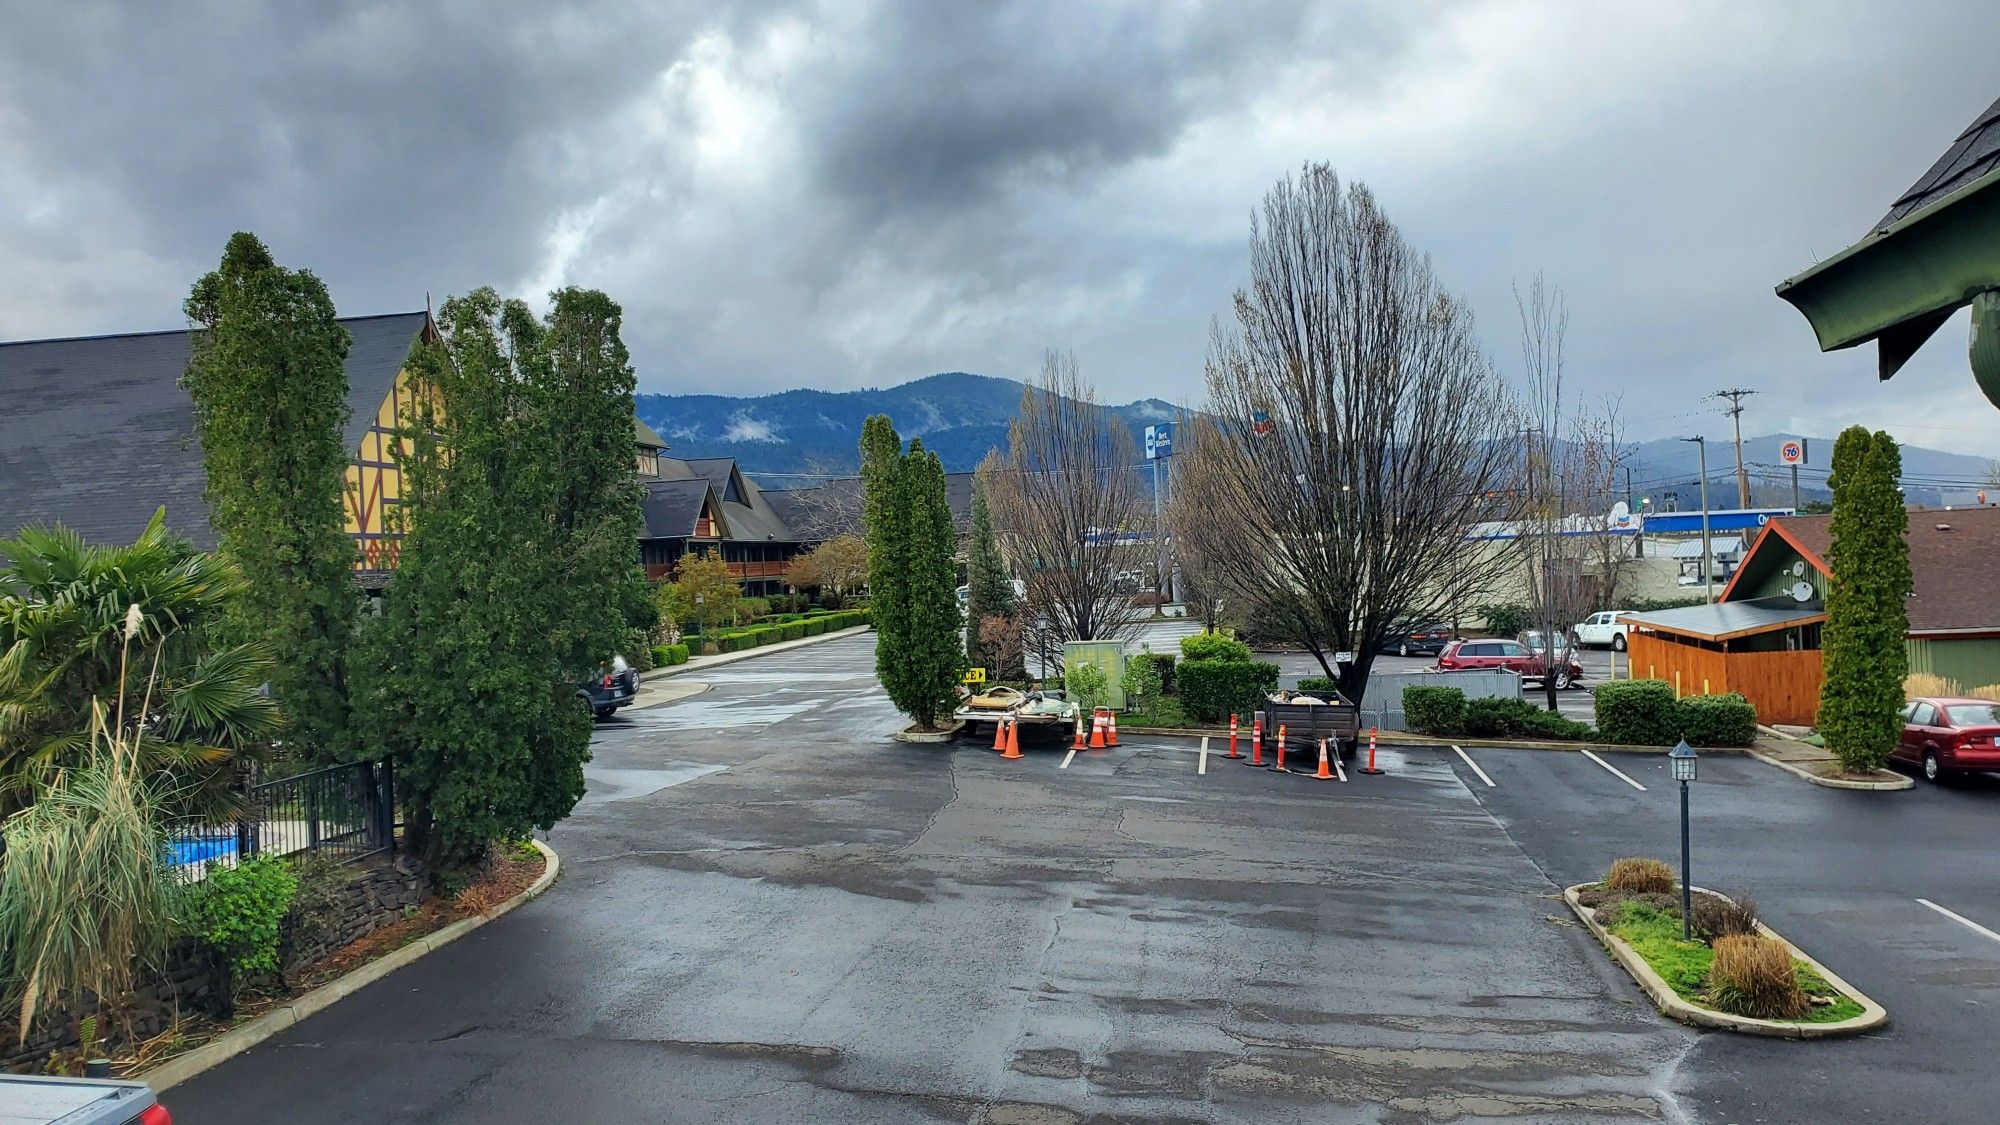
0,509,280,820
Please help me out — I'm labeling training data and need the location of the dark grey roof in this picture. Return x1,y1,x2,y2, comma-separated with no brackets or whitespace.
1623,596,1823,641
760,470,977,540
0,311,429,549
1875,94,2000,232
641,478,713,538
633,417,669,451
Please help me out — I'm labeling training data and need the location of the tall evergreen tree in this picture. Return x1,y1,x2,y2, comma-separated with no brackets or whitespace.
861,416,909,692
897,441,964,726
1818,427,1911,771
183,232,357,761
966,484,1018,674
354,287,644,870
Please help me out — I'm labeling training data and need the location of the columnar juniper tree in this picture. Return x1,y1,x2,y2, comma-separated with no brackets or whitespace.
860,417,961,729
183,232,358,761
355,287,644,871
1169,164,1523,704
1817,427,1910,772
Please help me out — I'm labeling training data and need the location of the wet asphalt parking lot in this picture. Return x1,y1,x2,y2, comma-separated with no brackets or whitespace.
168,633,2000,1123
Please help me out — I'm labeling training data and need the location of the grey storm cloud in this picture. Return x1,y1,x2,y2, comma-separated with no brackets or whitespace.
4,1,2000,456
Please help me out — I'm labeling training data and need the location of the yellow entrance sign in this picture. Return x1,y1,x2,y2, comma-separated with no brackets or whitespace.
963,667,988,685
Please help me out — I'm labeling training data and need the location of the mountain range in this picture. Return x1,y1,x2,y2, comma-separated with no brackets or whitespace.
638,373,1996,506
635,372,1181,480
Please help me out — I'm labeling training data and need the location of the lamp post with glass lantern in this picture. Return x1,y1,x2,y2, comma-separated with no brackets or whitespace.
1670,739,1698,939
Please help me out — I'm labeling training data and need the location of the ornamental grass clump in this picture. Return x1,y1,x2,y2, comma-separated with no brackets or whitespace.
1606,857,1675,895
1708,934,1808,1020
1689,891,1760,941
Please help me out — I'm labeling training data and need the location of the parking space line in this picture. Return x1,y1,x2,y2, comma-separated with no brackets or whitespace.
1334,750,1346,782
1917,898,2000,946
1452,744,1495,788
1060,747,1078,769
1580,749,1648,791
1198,736,1209,775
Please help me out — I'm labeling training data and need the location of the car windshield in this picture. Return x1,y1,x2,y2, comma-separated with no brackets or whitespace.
1949,703,2000,726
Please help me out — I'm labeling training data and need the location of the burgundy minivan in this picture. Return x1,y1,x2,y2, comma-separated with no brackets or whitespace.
1894,697,2000,782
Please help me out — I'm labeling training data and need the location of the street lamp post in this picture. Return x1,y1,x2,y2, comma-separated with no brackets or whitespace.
1670,739,1699,939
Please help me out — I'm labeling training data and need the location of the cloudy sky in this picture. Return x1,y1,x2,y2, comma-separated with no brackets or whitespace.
5,1,1999,457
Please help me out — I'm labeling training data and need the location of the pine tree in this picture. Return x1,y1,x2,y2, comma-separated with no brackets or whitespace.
1818,427,1910,771
184,232,359,762
354,287,645,870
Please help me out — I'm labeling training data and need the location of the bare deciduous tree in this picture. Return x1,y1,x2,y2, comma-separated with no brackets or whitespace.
1515,274,1631,709
1169,163,1524,702
978,353,1145,646
768,456,865,543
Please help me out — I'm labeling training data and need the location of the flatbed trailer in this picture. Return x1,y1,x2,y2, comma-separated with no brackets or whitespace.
953,688,1079,735
1256,693,1362,762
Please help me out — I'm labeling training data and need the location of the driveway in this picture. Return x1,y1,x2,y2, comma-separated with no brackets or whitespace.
167,634,1692,1123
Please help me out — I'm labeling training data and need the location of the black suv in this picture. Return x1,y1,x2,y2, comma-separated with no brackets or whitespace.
580,656,639,720
1378,619,1455,658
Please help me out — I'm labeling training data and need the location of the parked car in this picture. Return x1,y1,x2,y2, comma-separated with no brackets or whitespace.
1378,619,1455,658
1894,697,2000,782
1434,638,1584,689
1574,610,1633,651
580,655,639,720
0,1075,169,1124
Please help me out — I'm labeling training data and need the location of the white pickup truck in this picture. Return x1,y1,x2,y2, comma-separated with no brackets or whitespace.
0,1075,168,1124
1573,610,1632,651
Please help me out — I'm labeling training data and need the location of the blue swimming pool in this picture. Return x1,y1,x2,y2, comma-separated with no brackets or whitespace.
167,835,238,866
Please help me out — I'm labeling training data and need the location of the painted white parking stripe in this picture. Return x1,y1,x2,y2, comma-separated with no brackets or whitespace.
1452,744,1496,788
1917,898,2000,946
1580,749,1648,791
1334,749,1346,782
1060,747,1079,770
1198,736,1209,775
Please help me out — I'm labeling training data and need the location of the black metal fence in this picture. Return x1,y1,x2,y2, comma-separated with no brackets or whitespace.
163,761,395,881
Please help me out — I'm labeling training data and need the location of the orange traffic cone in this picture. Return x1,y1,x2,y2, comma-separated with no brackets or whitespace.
1246,717,1264,766
1272,723,1289,772
1072,716,1087,750
1315,738,1334,780
992,717,1009,751
1105,711,1120,747
1002,718,1023,759
1089,710,1107,749
1225,713,1242,759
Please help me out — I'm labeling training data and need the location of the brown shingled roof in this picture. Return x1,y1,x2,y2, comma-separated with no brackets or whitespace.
1770,508,2000,634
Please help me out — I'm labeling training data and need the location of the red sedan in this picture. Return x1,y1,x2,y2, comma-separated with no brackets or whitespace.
1894,697,2000,782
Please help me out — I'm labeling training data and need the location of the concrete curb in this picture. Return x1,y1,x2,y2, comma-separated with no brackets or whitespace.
1742,746,1912,790
144,840,562,1092
643,625,872,680
1114,724,1731,757
1564,884,1888,1039
895,720,965,744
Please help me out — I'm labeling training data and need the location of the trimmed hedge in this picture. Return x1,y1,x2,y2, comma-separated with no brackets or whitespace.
1677,693,1757,747
1402,685,1467,735
1178,659,1280,722
1462,696,1590,741
710,608,872,653
1180,632,1252,664
1595,679,1680,746
1594,679,1757,746
650,643,691,667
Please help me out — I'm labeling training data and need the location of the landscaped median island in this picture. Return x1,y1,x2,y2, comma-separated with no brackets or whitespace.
1565,857,1886,1038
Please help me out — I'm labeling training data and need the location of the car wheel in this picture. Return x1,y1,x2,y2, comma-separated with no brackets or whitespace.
1555,671,1574,690
594,706,618,721
1924,750,1942,783
1398,642,1410,657
1612,634,1627,652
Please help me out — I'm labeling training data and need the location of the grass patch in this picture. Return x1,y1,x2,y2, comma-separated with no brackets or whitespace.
1598,898,1864,1023
1123,698,1198,729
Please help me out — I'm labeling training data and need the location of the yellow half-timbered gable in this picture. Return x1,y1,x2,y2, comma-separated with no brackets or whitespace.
343,365,433,574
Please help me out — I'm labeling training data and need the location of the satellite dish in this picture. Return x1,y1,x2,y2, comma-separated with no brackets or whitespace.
1790,580,1814,603
1790,560,1805,577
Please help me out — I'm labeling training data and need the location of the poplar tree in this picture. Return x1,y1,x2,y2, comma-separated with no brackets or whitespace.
861,419,961,728
184,232,358,761
861,415,910,687
1818,427,1910,772
355,287,644,870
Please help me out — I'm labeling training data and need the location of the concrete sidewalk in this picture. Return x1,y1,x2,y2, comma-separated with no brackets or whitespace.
643,624,872,681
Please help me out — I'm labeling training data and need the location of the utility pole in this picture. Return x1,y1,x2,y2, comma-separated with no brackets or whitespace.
1714,389,1757,509
1682,436,1712,602
1626,465,1642,558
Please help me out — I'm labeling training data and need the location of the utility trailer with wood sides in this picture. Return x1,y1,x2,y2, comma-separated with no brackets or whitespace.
1256,691,1363,762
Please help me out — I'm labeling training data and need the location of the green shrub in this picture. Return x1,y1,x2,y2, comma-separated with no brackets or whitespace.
1137,652,1177,696
1474,603,1531,636
1179,631,1252,664
185,854,299,986
1461,696,1589,741
805,620,826,636
1296,675,1339,696
1064,661,1110,711
1677,693,1757,747
663,643,689,666
1178,659,1281,722
1627,595,1706,613
651,645,673,667
1120,648,1164,713
1402,686,1467,735
1595,679,1680,746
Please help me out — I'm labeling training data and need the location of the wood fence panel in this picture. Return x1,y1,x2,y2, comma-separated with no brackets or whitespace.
1628,632,1730,697
1724,650,1823,726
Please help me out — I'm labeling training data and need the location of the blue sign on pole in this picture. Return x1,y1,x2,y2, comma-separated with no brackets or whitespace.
1145,423,1174,459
